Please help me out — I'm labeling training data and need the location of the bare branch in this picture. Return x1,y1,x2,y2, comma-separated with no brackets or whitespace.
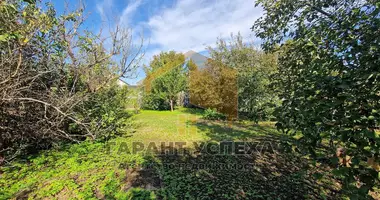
1,97,95,140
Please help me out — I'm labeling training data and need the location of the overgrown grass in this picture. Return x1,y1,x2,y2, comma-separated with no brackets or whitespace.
0,108,366,199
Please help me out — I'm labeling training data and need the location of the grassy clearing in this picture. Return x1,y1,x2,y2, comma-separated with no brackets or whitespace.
1,109,348,199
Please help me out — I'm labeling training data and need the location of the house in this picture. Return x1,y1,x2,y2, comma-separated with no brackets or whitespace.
184,50,208,68
118,79,143,110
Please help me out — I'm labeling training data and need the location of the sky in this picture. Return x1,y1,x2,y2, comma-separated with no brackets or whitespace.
50,0,263,84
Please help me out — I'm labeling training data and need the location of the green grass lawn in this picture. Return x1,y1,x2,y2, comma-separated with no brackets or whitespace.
0,109,347,199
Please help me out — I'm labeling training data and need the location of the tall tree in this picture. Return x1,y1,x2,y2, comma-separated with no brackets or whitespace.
143,51,187,111
189,57,238,119
207,34,278,121
253,0,380,197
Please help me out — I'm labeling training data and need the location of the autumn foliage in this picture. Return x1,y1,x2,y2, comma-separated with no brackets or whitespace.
189,59,238,119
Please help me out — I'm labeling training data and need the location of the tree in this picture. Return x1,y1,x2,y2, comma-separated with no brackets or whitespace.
189,58,238,119
0,0,144,161
207,34,278,121
143,51,187,111
253,0,379,197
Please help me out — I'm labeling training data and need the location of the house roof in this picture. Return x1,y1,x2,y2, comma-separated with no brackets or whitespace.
184,50,208,69
117,79,140,89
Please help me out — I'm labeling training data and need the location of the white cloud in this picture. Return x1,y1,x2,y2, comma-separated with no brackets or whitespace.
145,0,262,53
97,0,143,25
120,0,143,25
96,0,114,22
106,0,263,84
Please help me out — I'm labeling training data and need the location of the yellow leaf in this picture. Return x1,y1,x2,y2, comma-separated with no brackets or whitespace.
23,37,29,44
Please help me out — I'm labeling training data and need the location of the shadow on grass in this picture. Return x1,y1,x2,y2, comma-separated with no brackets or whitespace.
125,121,342,199
192,119,289,142
178,107,205,115
136,148,341,199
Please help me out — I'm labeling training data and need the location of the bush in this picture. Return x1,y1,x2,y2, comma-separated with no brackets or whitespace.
78,85,133,141
0,1,142,161
202,108,226,120
124,188,156,200
141,93,170,110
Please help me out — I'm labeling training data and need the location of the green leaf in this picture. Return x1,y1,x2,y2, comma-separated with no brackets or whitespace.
330,157,339,165
312,172,324,180
332,168,342,176
351,157,360,166
0,34,9,42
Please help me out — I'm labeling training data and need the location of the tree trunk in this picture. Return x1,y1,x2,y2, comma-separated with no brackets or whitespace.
170,99,174,112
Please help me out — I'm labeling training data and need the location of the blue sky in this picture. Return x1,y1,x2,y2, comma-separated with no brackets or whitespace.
50,0,263,84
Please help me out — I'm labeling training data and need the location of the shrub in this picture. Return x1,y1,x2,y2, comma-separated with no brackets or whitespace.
78,85,133,141
124,188,156,200
141,93,170,110
0,0,143,161
202,108,227,120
